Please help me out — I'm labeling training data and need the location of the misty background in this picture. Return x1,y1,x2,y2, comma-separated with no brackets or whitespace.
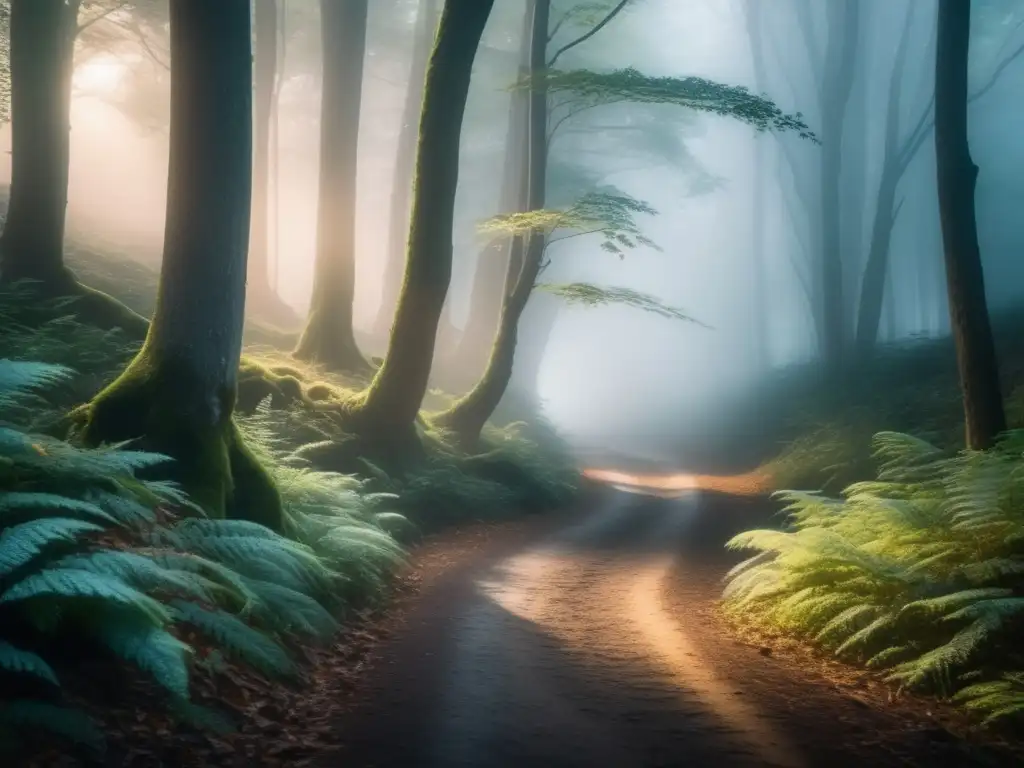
8,0,1024,458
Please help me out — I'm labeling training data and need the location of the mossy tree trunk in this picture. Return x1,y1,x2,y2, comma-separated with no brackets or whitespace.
436,0,550,445
373,0,438,340
934,0,1005,450
81,0,282,530
449,2,532,386
350,0,495,450
0,0,148,336
293,0,370,373
248,0,297,328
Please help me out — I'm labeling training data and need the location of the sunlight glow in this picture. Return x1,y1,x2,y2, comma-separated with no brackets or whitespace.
73,57,126,94
582,467,771,497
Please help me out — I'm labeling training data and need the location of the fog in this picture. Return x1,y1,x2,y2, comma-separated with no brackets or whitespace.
11,0,1024,459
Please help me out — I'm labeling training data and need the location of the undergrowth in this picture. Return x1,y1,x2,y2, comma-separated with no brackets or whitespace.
0,361,347,755
0,271,579,753
724,431,1024,727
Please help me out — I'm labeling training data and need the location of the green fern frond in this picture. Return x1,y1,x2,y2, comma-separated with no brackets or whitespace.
0,701,102,751
93,618,191,700
0,518,103,577
169,600,295,679
1,568,170,625
0,640,58,685
0,493,117,527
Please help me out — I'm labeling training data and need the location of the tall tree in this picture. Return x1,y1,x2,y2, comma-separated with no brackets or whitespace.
854,1,916,360
818,0,859,376
373,0,438,340
506,0,633,404
437,0,551,441
448,1,533,384
0,0,78,287
743,0,770,372
248,0,297,328
934,0,1005,449
0,0,148,333
438,1,813,444
346,0,495,452
81,0,281,529
855,1,1024,357
293,0,371,372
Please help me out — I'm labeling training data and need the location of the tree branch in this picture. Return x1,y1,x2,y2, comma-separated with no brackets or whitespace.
77,1,130,34
547,0,631,68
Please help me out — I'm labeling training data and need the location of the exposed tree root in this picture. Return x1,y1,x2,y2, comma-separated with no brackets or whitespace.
3,268,150,338
75,346,284,531
292,311,374,377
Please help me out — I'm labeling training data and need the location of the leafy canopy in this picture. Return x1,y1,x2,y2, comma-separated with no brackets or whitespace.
523,66,817,141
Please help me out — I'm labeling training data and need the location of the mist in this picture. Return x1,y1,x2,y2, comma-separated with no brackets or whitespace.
9,0,1024,461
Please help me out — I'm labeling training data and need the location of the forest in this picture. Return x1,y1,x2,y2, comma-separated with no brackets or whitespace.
1,0,1023,765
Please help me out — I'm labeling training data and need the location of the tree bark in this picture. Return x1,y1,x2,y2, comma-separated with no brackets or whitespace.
82,0,281,529
934,0,1005,450
352,0,495,446
448,2,533,385
437,0,550,444
0,0,149,336
293,0,370,373
373,0,438,340
743,0,769,372
0,0,80,285
818,0,859,377
248,0,297,328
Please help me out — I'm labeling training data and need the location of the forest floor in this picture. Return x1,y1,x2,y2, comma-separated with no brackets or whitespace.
38,485,1021,768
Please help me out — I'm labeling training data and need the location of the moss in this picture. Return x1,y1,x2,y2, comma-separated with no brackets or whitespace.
306,382,335,401
79,343,284,530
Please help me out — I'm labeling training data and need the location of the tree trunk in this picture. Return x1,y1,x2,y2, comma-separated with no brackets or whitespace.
818,0,859,377
81,0,281,530
744,0,769,372
0,0,149,336
351,0,495,448
436,0,549,444
293,0,370,373
0,0,79,285
248,0,296,328
449,2,532,385
855,2,914,359
372,0,438,340
934,0,1005,450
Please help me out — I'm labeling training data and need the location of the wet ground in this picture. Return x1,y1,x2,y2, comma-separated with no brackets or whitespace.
323,488,1006,768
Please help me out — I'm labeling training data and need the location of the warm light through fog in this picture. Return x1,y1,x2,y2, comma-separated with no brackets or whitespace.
582,467,771,497
73,56,127,94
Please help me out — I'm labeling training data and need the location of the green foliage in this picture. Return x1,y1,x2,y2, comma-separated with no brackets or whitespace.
724,430,1024,724
0,360,347,755
479,190,658,257
537,282,707,326
526,67,816,140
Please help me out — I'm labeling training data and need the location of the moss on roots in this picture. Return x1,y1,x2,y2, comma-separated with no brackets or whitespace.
78,345,284,530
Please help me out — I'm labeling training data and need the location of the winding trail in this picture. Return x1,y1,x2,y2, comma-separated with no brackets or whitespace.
322,485,1005,768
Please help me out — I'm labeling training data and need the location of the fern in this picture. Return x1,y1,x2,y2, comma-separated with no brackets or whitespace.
0,358,344,755
723,429,1024,724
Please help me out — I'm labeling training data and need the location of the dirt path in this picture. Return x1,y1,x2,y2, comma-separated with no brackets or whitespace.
319,488,1014,768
